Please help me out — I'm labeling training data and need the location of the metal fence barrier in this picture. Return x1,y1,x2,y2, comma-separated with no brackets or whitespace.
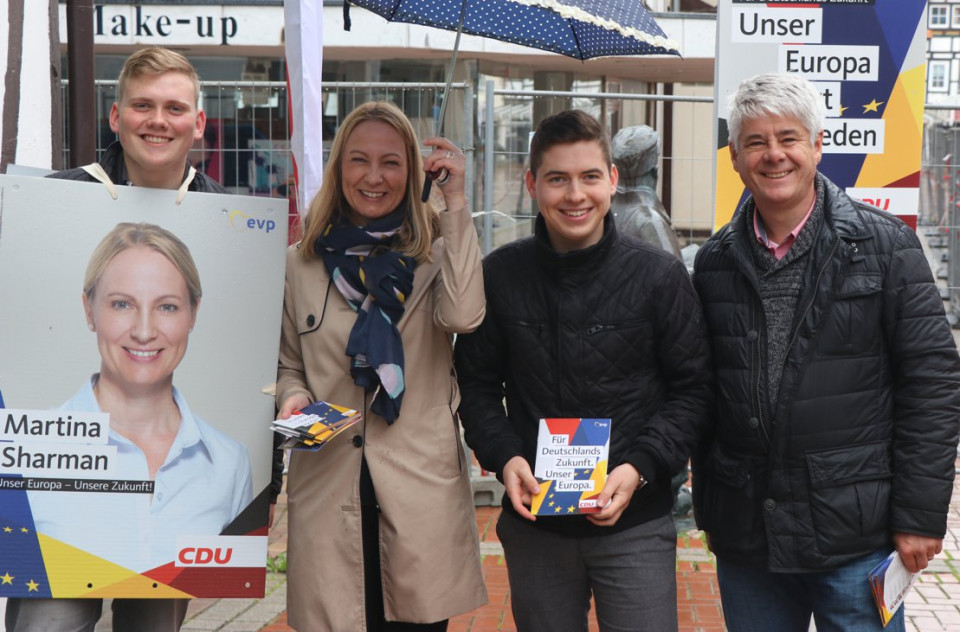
61,79,714,253
921,107,960,326
61,79,470,199
63,77,960,300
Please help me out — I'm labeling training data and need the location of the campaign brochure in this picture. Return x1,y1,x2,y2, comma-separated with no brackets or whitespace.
531,418,610,516
271,401,361,451
868,551,921,627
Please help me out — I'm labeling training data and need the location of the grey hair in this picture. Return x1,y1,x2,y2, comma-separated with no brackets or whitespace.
727,73,825,151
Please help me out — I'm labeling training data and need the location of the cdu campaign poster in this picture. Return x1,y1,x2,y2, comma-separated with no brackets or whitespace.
713,0,928,230
0,175,286,599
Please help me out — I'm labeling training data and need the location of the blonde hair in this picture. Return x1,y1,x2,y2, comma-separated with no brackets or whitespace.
117,46,201,104
84,222,201,309
300,101,440,262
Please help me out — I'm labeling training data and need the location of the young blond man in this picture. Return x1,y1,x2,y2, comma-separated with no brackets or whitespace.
50,46,224,194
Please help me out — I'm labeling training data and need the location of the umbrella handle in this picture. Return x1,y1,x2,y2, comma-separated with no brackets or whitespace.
421,176,432,203
421,167,446,202
423,0,468,205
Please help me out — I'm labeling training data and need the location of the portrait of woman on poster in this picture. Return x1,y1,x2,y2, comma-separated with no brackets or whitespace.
8,222,253,632
275,101,488,631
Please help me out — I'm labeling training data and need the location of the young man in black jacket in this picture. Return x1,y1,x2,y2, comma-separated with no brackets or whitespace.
455,110,712,632
693,72,960,631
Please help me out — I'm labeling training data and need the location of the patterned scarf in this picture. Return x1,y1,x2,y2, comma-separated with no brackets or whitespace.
316,209,415,424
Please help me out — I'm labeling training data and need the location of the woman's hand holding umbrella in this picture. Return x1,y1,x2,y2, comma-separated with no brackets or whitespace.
423,137,467,210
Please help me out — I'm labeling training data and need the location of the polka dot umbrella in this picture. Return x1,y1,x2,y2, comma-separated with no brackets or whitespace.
349,0,679,60
343,0,680,199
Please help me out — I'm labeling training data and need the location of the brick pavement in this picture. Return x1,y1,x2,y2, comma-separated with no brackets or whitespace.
903,460,960,632
190,458,960,632
214,485,728,632
9,466,960,631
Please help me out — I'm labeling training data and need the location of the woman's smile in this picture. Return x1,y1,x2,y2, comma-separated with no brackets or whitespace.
84,246,196,395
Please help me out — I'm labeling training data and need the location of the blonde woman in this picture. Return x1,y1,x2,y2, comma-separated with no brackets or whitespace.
276,102,487,630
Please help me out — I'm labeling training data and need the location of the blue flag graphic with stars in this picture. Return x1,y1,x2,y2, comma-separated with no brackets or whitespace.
0,476,52,598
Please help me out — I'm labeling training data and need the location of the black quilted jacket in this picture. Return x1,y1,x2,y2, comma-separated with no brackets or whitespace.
692,174,960,571
48,141,226,194
455,214,713,536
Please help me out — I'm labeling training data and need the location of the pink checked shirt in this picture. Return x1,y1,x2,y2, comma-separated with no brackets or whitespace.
754,198,816,261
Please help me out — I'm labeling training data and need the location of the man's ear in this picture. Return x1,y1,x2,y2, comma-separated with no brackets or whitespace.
609,164,619,195
728,142,739,173
524,169,537,200
194,110,207,141
109,102,120,134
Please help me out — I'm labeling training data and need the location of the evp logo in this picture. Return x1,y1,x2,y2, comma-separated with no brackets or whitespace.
229,210,277,234
175,535,268,568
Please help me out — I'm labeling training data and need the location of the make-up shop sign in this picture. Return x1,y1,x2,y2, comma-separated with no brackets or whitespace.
59,4,284,47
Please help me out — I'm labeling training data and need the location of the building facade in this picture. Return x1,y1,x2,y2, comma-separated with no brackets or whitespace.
928,0,960,106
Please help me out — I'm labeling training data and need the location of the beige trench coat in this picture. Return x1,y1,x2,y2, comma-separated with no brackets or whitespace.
277,207,488,631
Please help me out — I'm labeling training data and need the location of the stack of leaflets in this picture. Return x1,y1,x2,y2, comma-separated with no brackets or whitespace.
868,551,921,627
531,417,611,516
271,401,362,451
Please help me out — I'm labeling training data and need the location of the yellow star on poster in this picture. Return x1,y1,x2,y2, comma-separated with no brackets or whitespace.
26,580,39,592
839,104,848,116
554,506,562,513
1,573,13,585
863,99,884,113
567,505,576,513
3,527,11,533
548,500,554,507
19,528,28,533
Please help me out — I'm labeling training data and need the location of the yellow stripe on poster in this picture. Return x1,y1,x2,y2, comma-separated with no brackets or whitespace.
530,480,552,514
87,573,193,599
857,64,926,188
714,144,744,231
38,534,192,598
